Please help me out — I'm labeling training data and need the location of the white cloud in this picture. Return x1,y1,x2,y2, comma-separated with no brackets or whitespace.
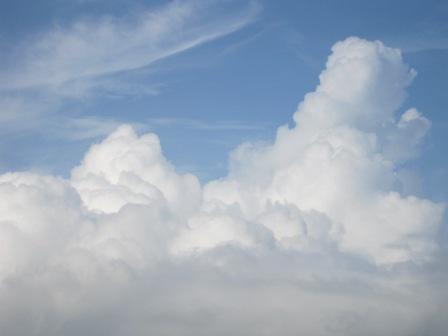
0,0,260,135
50,116,140,141
203,37,444,264
0,37,446,335
71,124,202,216
1,0,259,91
146,117,268,131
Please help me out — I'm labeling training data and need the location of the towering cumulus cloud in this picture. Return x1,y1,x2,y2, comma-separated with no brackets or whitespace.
201,37,443,264
0,37,446,335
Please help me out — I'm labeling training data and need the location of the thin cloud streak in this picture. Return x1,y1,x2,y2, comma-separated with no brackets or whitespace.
146,117,268,131
0,1,260,91
0,0,261,135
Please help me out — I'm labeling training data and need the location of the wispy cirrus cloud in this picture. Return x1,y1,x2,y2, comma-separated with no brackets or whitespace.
0,0,260,136
1,0,260,91
146,117,268,131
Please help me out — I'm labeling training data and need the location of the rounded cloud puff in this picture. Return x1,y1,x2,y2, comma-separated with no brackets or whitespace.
71,124,202,216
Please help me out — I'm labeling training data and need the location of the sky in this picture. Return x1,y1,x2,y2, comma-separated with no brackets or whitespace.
0,0,448,335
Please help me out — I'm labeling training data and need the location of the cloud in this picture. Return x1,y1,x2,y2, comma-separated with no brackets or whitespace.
203,37,444,264
49,116,141,141
1,0,259,91
71,124,202,216
0,37,446,335
146,117,268,131
0,0,260,135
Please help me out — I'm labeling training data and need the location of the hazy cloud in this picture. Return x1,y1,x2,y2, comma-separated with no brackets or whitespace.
0,0,260,135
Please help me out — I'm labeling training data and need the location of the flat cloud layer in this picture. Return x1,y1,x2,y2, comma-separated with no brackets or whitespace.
0,37,447,336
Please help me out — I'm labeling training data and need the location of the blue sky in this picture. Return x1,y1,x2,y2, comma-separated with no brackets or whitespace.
0,0,447,199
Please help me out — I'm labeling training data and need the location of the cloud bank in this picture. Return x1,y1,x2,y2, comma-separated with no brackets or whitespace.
0,37,446,336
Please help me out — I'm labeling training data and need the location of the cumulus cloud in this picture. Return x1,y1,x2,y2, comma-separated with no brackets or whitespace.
71,124,202,216
0,37,446,335
203,37,444,264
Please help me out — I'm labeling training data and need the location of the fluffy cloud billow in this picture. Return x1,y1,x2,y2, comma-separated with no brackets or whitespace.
0,37,446,336
203,37,444,265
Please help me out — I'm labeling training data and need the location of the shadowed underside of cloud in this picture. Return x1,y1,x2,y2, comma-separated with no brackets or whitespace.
0,37,447,336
